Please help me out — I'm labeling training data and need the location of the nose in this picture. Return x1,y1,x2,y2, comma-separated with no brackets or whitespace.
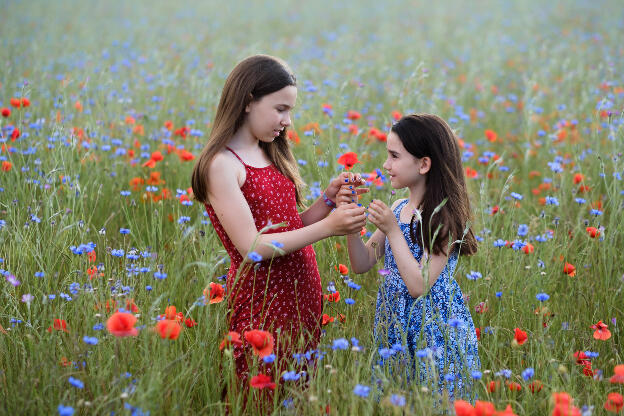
382,158,390,171
281,112,291,127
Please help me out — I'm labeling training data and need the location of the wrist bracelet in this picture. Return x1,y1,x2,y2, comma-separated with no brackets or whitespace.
322,192,337,208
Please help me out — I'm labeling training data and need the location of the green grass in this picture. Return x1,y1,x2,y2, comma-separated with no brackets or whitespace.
0,0,623,414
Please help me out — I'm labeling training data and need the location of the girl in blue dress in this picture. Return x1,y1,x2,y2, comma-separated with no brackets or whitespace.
337,114,481,402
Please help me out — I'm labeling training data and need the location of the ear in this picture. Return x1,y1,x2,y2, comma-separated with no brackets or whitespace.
419,157,432,174
244,93,254,113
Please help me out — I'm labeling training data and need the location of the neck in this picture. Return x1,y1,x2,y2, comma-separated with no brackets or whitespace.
228,124,259,151
407,182,426,211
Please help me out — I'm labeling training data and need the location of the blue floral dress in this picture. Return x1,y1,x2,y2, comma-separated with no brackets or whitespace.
373,199,480,401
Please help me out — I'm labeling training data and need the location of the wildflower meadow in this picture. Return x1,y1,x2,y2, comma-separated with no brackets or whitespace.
1,0,623,414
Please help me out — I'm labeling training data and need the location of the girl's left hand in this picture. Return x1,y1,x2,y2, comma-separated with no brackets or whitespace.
325,172,366,202
367,199,399,236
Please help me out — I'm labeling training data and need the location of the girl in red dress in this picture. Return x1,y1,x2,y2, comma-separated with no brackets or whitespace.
191,55,366,388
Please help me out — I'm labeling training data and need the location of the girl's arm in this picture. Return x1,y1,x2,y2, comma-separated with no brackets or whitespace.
206,153,367,260
368,199,448,298
346,229,386,274
299,172,367,226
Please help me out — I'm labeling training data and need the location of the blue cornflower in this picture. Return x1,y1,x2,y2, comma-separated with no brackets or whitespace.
496,369,512,378
57,404,75,416
493,239,507,247
471,371,482,380
93,323,104,331
522,367,534,380
353,384,370,398
248,251,262,262
495,291,503,298
545,196,559,206
83,336,98,345
119,228,131,234
390,343,405,353
68,376,84,389
517,224,529,237
263,354,276,364
589,209,603,216
345,298,355,305
332,338,349,350
466,271,482,280
510,192,523,200
35,271,45,278
283,371,301,381
536,293,550,301
120,190,131,196
178,216,191,224
379,348,395,359
271,240,284,249
153,271,167,279
575,197,586,204
347,281,361,290
111,249,124,257
390,394,406,407
449,318,463,328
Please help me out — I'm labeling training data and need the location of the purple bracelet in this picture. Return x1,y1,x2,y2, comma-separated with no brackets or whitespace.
322,192,336,208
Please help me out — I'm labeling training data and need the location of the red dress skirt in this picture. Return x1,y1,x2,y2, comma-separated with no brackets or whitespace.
204,148,322,382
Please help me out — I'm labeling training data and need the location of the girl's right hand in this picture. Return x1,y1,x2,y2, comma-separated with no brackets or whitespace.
326,204,367,235
336,184,369,207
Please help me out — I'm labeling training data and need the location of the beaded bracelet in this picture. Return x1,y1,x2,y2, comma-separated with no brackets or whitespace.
322,192,337,208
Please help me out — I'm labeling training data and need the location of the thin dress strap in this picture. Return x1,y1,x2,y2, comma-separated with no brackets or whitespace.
225,146,248,167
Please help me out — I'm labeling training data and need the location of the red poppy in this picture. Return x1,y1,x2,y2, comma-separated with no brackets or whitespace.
552,403,581,416
552,392,572,407
604,392,623,413
496,405,518,416
164,120,173,130
507,382,522,392
1,107,10,117
178,150,195,161
391,110,402,121
474,400,495,415
513,328,528,345
577,185,591,193
465,167,479,179
142,159,156,168
572,173,585,184
106,312,138,337
75,101,83,112
324,291,340,302
346,110,361,120
348,124,359,135
151,151,163,162
337,152,360,170
219,331,242,350
155,319,181,340
528,380,543,393
204,282,224,304
9,98,20,108
586,227,600,238
250,373,276,390
591,320,611,340
453,400,475,416
610,364,624,384
337,264,349,275
487,380,499,393
21,97,30,107
563,263,576,277
321,314,334,325
368,127,387,142
1,161,12,172
490,205,500,215
287,130,300,144
521,243,534,254
184,318,198,328
11,127,20,141
475,327,481,340
485,129,498,142
244,329,274,358
47,319,69,333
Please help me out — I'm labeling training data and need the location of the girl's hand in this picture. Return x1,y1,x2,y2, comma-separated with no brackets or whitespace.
367,199,399,236
326,204,367,235
325,172,366,203
336,184,369,207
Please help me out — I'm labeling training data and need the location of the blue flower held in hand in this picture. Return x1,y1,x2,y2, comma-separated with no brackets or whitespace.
248,251,262,262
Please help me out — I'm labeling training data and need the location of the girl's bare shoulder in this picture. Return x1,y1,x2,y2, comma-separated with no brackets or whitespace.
208,150,246,187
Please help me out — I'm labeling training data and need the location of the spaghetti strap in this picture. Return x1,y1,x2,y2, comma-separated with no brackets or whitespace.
225,146,248,166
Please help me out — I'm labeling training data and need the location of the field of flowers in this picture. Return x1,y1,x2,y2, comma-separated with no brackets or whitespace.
1,0,623,414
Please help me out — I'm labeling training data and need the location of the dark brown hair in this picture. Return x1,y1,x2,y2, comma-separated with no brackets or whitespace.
391,114,478,256
191,55,304,205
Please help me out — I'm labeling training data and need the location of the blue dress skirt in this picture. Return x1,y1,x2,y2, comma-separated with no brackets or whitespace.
373,199,480,401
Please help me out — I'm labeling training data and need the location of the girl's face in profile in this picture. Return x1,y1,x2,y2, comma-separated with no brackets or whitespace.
245,85,297,143
383,131,428,189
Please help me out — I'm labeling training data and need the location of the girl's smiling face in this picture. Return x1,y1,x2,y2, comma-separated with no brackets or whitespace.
382,131,429,189
245,85,297,143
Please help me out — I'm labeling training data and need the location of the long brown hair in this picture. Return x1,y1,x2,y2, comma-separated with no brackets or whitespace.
391,114,478,256
191,55,305,205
